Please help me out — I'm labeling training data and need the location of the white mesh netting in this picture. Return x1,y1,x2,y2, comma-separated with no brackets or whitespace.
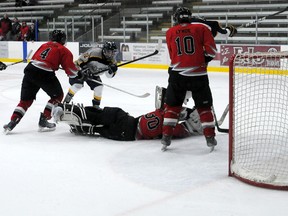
230,51,288,188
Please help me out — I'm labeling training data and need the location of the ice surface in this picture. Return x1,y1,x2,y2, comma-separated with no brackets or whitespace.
0,64,287,216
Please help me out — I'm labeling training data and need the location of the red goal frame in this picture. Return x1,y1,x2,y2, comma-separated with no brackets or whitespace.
228,53,288,190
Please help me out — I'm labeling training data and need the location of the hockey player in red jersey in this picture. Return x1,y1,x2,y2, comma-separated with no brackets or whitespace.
52,86,203,141
162,7,218,151
3,30,80,134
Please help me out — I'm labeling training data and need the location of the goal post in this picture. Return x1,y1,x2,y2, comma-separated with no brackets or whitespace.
229,51,288,190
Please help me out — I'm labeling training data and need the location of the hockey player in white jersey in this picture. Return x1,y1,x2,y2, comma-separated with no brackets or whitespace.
63,41,118,108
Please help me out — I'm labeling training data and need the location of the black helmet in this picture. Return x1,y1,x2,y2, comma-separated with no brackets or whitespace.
173,7,192,25
103,41,118,60
49,30,66,45
103,41,117,52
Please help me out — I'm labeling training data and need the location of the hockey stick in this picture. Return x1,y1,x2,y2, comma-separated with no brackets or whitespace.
217,104,229,126
60,41,162,97
212,106,229,133
7,49,33,67
237,6,288,29
88,78,150,98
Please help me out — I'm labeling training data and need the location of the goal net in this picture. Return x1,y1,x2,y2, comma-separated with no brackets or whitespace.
229,51,288,190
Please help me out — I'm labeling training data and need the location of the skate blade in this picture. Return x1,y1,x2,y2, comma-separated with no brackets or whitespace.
38,127,56,132
161,145,168,152
209,146,215,153
3,128,11,135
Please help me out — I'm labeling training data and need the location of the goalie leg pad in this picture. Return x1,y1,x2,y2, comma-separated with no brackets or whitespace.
55,103,88,126
183,108,203,135
70,124,97,135
155,86,166,109
61,111,82,126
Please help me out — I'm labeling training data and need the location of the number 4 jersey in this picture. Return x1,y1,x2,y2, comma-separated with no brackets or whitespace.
31,41,79,77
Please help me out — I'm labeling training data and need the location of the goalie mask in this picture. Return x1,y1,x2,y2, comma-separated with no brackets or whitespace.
173,7,192,25
102,41,118,61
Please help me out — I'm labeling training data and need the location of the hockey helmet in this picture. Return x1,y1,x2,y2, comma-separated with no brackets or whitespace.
173,7,192,25
102,41,118,60
49,30,67,45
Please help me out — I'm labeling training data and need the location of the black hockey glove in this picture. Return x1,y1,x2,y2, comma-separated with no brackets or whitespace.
76,68,94,81
207,20,227,37
204,56,213,64
225,25,237,37
107,64,118,78
0,61,7,71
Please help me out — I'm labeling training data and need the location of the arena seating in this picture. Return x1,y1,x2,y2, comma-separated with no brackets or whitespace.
109,27,142,34
140,6,174,14
1,0,286,45
193,10,288,19
152,0,183,6
38,0,74,4
78,2,121,8
149,0,288,45
191,0,288,44
202,0,287,4
0,4,66,12
57,15,102,21
132,13,163,21
120,20,153,26
68,9,112,15
0,1,14,6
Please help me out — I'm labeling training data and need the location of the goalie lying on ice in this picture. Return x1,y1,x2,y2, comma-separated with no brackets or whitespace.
52,99,203,141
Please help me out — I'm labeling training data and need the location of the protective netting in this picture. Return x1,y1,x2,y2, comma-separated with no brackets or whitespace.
230,51,288,189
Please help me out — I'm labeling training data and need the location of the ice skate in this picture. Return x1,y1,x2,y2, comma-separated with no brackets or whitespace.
161,135,172,152
38,112,56,132
3,118,19,134
92,99,102,110
52,106,64,123
63,92,73,104
205,136,217,152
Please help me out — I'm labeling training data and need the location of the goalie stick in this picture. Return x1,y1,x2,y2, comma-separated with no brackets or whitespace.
212,106,229,133
237,6,288,29
217,104,229,126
